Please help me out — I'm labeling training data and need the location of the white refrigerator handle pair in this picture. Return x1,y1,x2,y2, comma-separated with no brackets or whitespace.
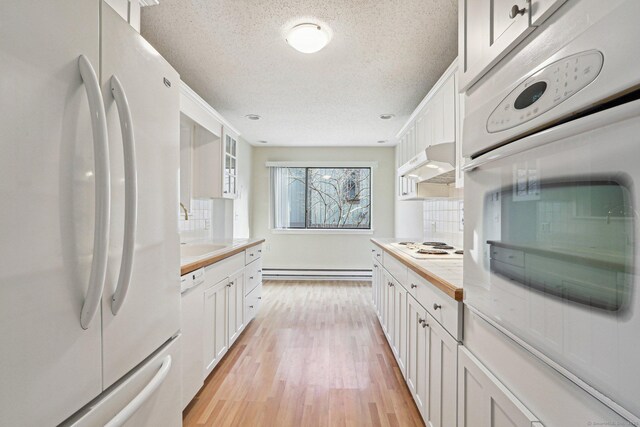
77,54,138,330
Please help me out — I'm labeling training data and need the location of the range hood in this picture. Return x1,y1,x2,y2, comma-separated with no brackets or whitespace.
398,141,456,184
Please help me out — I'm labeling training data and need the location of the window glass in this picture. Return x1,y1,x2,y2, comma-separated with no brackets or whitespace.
272,167,371,229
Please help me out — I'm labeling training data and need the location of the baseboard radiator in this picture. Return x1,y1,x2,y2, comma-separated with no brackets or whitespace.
262,269,373,281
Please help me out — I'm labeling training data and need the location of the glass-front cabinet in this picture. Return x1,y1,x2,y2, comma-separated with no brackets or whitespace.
223,131,238,198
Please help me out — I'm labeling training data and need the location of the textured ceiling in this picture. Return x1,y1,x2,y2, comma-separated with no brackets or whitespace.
141,0,457,146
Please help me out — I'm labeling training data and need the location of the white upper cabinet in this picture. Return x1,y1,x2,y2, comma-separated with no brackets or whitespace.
458,0,567,91
222,129,239,198
396,59,461,199
180,82,241,201
103,0,142,32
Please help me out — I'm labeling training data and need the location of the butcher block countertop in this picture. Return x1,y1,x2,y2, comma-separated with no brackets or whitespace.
371,238,463,301
180,238,265,276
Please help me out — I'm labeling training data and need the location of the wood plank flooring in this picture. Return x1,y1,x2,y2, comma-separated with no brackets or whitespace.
183,280,424,427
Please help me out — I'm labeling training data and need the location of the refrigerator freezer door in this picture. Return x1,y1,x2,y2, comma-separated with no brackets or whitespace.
62,335,182,427
0,1,104,425
100,3,182,388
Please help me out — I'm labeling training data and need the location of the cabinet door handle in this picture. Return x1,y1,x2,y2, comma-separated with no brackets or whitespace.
410,284,417,289
258,270,262,273
418,318,425,324
422,322,429,328
249,305,254,309
250,276,254,280
509,4,526,19
257,297,262,300
433,303,442,310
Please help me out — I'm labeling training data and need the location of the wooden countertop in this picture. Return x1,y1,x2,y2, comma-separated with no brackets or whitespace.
181,239,265,275
371,238,463,301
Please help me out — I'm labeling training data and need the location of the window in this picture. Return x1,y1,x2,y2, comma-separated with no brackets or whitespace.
271,167,371,230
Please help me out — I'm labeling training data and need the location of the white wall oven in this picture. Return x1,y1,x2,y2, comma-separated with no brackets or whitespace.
462,0,640,423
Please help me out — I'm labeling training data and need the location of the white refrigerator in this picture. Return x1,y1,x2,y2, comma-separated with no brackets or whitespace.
0,2,182,426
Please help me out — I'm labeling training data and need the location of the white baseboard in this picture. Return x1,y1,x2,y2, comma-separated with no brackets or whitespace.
262,269,372,281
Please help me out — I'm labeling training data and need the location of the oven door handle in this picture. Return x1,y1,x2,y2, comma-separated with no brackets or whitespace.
462,98,640,172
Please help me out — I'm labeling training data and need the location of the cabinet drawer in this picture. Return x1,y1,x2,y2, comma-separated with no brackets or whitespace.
245,283,263,322
383,251,408,285
371,245,383,262
245,244,262,265
245,259,262,296
409,270,462,341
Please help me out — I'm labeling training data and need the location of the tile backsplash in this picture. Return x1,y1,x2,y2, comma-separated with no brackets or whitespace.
179,199,212,241
423,198,464,248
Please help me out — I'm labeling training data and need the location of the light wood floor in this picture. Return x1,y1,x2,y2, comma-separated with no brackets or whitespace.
183,280,424,427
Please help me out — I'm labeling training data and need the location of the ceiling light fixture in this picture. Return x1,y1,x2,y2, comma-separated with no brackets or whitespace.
245,114,261,121
286,23,330,54
379,114,395,120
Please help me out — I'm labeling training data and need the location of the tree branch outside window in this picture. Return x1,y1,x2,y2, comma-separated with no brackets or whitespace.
271,167,371,229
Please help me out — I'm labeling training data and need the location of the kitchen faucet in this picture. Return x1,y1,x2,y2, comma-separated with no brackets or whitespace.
180,202,189,220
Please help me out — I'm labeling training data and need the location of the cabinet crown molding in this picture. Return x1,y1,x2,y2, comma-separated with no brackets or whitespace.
179,81,241,137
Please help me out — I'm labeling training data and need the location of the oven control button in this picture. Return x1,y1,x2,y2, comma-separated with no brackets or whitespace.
487,50,603,133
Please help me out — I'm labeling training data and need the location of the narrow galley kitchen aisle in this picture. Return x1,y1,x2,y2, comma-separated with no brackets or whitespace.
182,281,423,427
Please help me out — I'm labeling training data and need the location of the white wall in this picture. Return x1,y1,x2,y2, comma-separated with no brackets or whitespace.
251,146,395,270
423,198,464,247
179,136,252,242
233,136,252,238
394,144,424,239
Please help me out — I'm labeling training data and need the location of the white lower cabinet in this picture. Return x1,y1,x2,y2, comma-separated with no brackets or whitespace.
393,278,408,377
203,278,229,377
407,293,429,418
245,282,263,322
458,346,543,427
227,269,245,347
427,312,458,427
372,245,461,427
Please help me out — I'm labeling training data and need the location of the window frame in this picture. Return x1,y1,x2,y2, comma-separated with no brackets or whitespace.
271,166,373,232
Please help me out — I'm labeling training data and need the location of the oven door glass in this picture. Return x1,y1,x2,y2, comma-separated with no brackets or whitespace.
464,104,639,420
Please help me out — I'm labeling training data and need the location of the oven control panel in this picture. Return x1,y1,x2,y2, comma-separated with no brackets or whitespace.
487,50,603,133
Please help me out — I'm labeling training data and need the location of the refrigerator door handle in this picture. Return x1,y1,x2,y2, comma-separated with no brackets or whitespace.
109,75,138,316
78,55,111,330
105,355,172,427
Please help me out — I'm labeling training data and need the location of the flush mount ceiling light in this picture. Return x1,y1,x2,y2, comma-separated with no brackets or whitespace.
245,114,261,121
379,114,395,120
286,23,330,54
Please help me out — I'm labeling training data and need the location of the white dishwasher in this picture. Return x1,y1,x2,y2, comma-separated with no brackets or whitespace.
180,268,205,409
